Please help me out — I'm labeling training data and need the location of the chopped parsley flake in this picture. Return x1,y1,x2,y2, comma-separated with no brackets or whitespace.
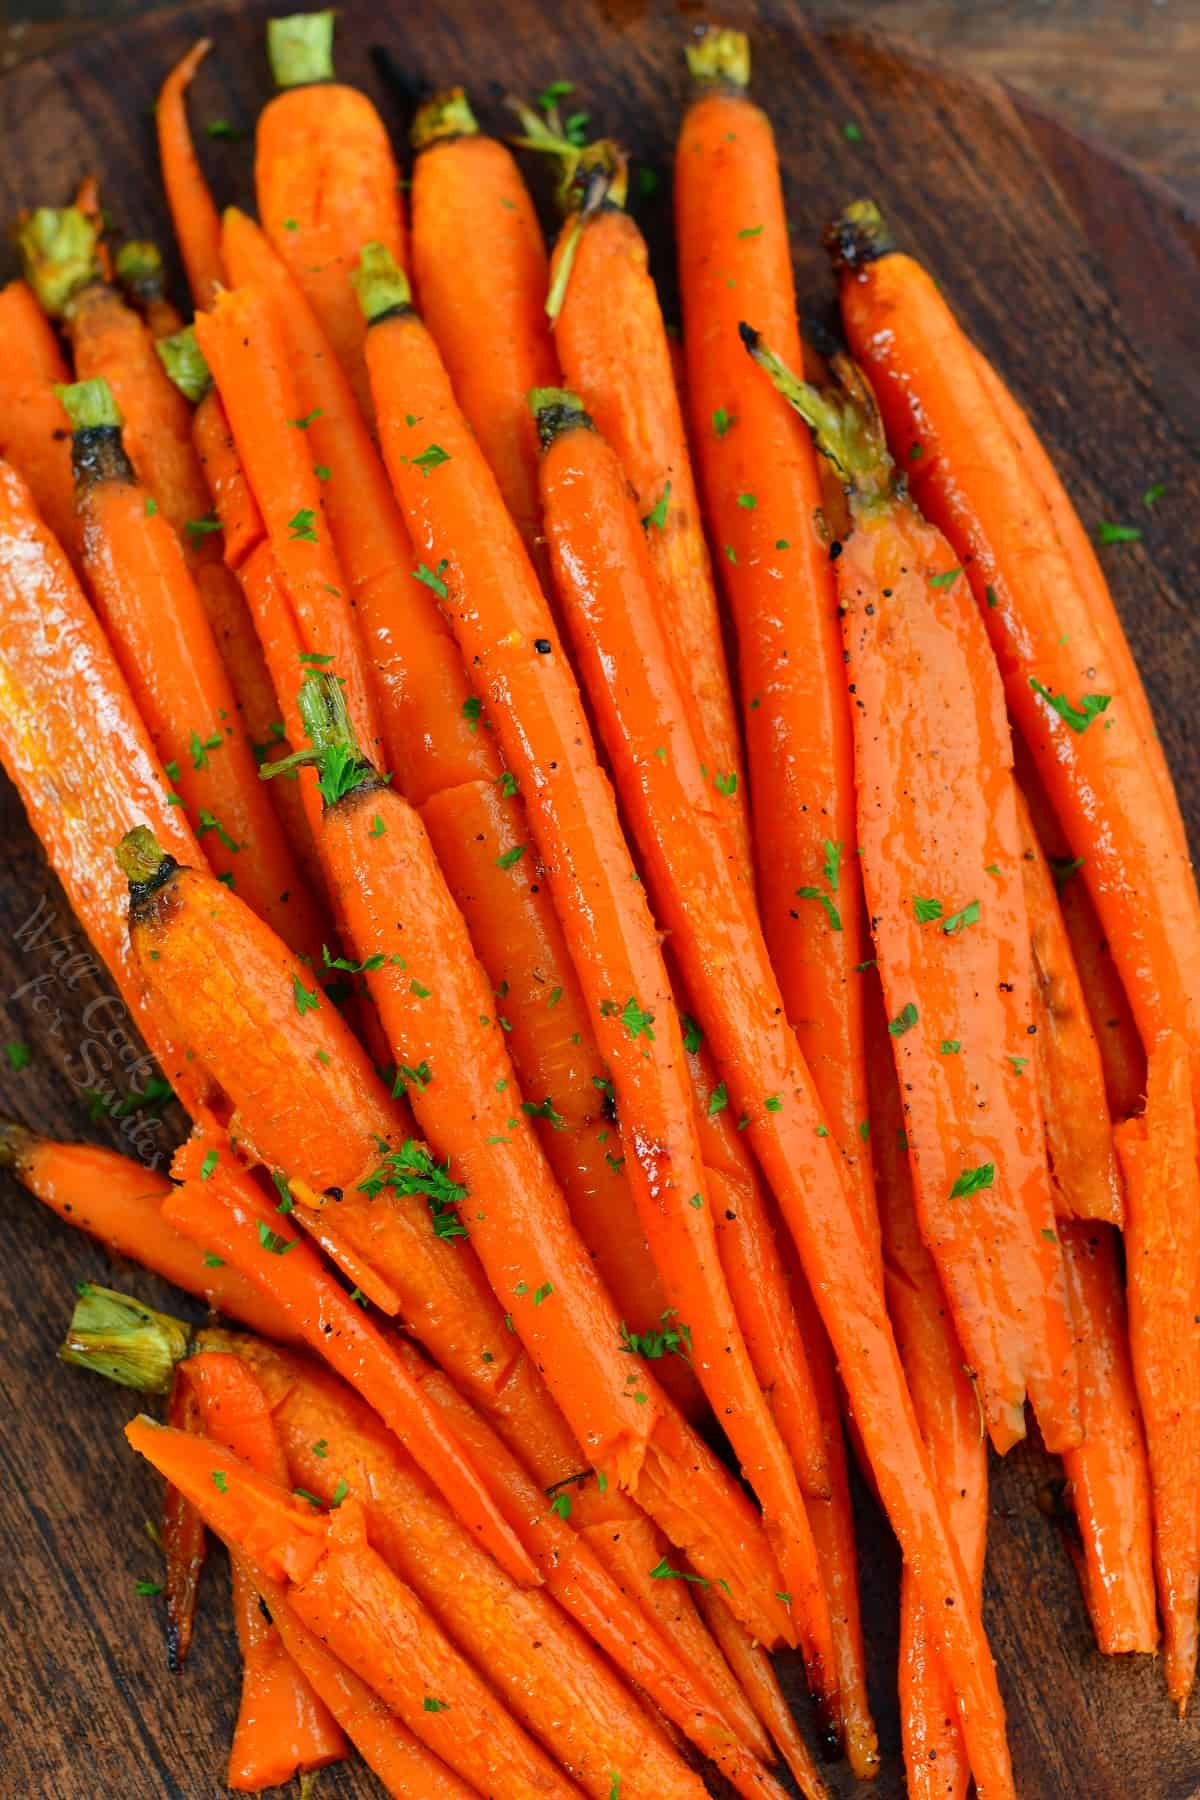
643,482,671,531
414,559,450,599
914,895,943,923
888,1002,918,1036
293,975,320,1016
1029,680,1112,735
257,1222,297,1255
1095,521,1141,545
287,508,318,542
199,1149,219,1181
495,843,526,870
943,899,981,935
712,407,734,437
950,1162,995,1199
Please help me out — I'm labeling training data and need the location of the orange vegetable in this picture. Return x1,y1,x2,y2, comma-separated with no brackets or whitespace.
0,279,77,559
114,240,185,341
694,1584,828,1800
832,200,1200,1123
256,9,407,421
411,88,558,575
675,32,877,1260
162,1372,207,1672
156,39,225,309
1114,1034,1200,1711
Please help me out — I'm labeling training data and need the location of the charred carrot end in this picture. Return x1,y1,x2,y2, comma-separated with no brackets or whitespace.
156,325,212,405
15,206,104,319
266,10,336,88
529,385,592,446
114,241,173,321
114,825,180,902
412,86,480,150
61,1282,192,1394
351,242,412,323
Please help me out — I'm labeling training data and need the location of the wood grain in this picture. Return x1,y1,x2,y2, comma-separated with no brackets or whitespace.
0,2,1197,1795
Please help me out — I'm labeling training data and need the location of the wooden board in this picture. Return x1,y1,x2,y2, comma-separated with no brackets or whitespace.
0,2,1197,1794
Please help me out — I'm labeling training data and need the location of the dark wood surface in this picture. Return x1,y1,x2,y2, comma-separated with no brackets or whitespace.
0,2,1198,1795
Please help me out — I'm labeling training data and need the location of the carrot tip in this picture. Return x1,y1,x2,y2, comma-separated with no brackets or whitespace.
684,25,750,90
61,1283,191,1394
823,199,895,274
156,325,212,405
352,242,411,324
267,10,335,90
14,205,104,318
412,86,479,150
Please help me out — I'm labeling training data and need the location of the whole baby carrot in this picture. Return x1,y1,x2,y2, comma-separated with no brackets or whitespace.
256,9,407,420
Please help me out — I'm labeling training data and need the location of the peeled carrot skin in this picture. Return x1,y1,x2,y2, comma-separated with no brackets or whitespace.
156,40,225,309
0,280,77,559
676,85,878,1264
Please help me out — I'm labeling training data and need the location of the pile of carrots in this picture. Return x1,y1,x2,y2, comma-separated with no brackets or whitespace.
0,12,1195,1797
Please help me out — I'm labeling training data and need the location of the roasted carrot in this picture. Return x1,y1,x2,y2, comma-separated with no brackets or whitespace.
745,336,1080,1456
265,675,797,1650
411,88,558,575
675,32,877,1261
124,1416,591,1799
217,205,696,1410
0,1126,292,1341
114,240,185,340
0,457,213,1123
1113,1034,1200,1711
512,113,752,882
162,1369,207,1672
0,279,77,559
1014,787,1124,1225
156,39,225,310
58,377,323,964
1059,1222,1158,1656
831,200,1200,1120
867,978,987,1800
694,1584,827,1800
182,1350,347,1789
256,9,407,421
532,362,1011,1789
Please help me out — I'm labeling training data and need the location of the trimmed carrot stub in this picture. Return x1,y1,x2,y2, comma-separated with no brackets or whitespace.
157,39,225,309
867,980,987,1800
0,279,77,561
745,334,1081,1457
0,457,213,1123
58,377,324,966
1114,1034,1200,1712
256,10,407,421
357,260,817,1667
510,109,752,884
269,675,795,1652
125,1418,592,1799
114,241,184,340
1059,1221,1158,1656
831,201,1200,1119
675,31,877,1263
182,1351,347,1789
216,207,699,1418
1014,787,1123,1225
411,87,559,575
0,1126,292,1341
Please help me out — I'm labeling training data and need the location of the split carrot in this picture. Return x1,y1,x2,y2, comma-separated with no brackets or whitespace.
1014,787,1123,1225
1114,1034,1200,1711
512,111,751,881
531,360,1013,1790
0,279,77,559
217,205,695,1407
675,31,877,1259
831,200,1200,1119
181,1350,347,1789
694,1584,827,1800
114,241,184,340
124,1416,587,1799
867,979,987,1800
0,456,212,1122
411,88,558,575
358,258,826,1668
1059,1221,1158,1656
58,377,323,964
743,336,1080,1456
0,1126,291,1342
266,675,796,1650
156,39,225,309
256,9,407,421
162,1370,207,1672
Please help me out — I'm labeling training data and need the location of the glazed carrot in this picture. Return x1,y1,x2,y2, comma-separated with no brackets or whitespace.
0,457,212,1122
193,282,383,757
162,1370,207,1672
189,380,264,574
867,980,987,1800
675,32,877,1259
1014,739,1146,1122
514,114,751,882
529,364,1010,1791
358,261,833,1671
694,1584,827,1800
257,9,407,421
831,200,1200,1118
156,39,225,309
58,378,324,964
124,1417,585,1800
217,206,695,1407
0,1126,292,1341
1059,1221,1158,1656
182,1350,347,1789
745,337,1080,1456
115,241,185,340
411,88,558,574
1113,1034,1200,1711
268,676,795,1650
1014,787,1123,1225
0,279,77,558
